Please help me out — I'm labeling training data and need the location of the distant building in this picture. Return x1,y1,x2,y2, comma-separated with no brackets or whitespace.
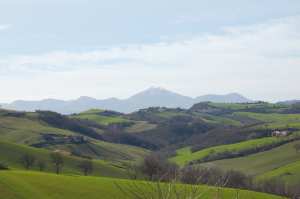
272,130,289,137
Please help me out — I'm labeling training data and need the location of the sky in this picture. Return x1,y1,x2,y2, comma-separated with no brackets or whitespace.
0,0,300,103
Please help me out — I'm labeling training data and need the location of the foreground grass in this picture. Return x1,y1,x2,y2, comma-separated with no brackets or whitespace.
0,170,282,199
170,137,290,166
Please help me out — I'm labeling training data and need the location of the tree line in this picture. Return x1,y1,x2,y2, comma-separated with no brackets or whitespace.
18,152,93,176
130,153,300,199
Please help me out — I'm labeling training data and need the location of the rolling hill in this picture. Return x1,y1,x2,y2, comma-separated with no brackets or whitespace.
1,101,300,198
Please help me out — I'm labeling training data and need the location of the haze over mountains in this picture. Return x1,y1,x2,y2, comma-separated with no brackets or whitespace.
1,87,253,114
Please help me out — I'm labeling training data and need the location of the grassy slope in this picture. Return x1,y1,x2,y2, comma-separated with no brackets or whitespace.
124,121,157,133
0,141,127,178
71,109,159,133
234,112,300,129
258,160,300,184
47,140,149,163
0,113,148,164
170,137,290,166
0,116,75,145
0,171,282,199
200,140,300,180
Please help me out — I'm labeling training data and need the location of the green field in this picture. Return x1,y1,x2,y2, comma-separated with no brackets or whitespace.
0,116,75,145
125,121,157,133
46,139,149,163
210,102,285,111
198,114,242,126
70,109,132,126
258,160,300,184
200,140,300,183
233,112,300,129
0,171,282,199
170,137,292,166
0,141,127,178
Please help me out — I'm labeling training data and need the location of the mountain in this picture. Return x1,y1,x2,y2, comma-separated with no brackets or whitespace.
277,100,300,105
125,87,194,110
2,87,252,114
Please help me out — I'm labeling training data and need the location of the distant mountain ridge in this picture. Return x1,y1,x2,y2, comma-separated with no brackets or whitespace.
277,100,300,105
2,87,253,114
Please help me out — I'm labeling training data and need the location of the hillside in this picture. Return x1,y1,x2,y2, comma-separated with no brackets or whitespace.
0,171,282,199
200,140,300,183
0,141,127,178
170,135,299,166
0,109,148,165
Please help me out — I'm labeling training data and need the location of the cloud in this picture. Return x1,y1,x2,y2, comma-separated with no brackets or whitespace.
0,15,300,102
0,24,12,31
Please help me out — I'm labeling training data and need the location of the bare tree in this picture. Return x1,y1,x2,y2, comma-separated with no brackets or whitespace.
223,170,252,189
78,159,93,176
142,153,178,181
126,163,140,180
20,154,36,170
37,160,46,171
294,143,300,153
50,152,64,174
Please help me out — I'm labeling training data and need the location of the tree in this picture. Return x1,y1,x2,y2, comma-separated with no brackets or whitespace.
224,170,252,189
0,162,8,170
294,143,300,153
126,163,140,180
20,154,36,170
37,160,46,171
78,160,93,176
50,152,64,174
142,153,178,181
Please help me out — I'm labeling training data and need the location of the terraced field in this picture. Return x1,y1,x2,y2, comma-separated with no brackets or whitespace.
0,171,282,199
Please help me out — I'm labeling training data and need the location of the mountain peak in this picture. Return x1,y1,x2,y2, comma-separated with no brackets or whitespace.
144,86,171,93
77,96,97,101
130,87,186,99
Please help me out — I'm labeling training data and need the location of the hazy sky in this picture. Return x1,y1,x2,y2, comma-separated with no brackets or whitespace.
1,0,300,103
